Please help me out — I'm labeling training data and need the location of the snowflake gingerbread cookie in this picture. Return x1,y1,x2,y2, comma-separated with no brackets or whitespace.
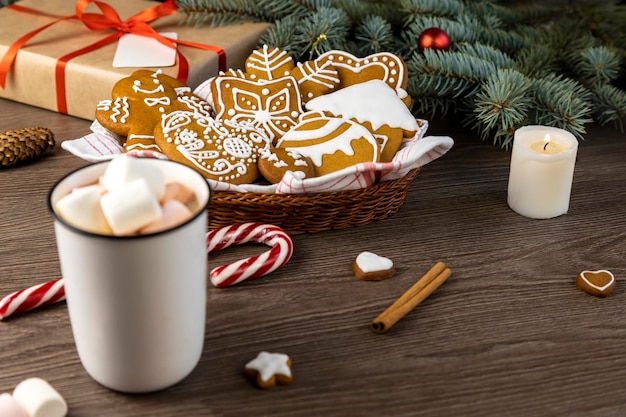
210,75,303,144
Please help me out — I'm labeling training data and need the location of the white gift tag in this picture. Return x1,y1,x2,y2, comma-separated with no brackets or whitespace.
112,32,178,68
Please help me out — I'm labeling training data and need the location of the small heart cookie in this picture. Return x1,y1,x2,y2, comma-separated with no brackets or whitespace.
576,269,616,297
316,50,408,94
353,251,396,281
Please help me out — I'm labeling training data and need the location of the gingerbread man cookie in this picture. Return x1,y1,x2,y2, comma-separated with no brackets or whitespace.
154,111,270,184
96,70,212,152
244,351,293,389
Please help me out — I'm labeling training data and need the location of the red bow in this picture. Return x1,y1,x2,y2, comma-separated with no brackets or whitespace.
0,0,226,114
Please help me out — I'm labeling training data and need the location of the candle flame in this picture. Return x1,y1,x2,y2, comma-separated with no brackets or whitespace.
543,134,551,151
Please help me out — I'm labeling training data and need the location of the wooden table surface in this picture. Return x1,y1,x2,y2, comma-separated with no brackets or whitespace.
1,97,625,417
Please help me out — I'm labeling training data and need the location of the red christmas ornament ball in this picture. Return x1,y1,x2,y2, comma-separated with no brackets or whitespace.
418,27,451,53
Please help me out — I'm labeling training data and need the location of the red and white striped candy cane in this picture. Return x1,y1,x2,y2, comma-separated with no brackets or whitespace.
0,279,65,321
0,223,293,319
207,223,293,288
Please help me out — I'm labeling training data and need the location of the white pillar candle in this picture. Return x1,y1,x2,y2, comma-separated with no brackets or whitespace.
507,125,579,219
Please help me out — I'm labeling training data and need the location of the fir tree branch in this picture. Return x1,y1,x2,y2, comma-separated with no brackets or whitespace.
514,43,560,79
258,15,303,57
591,83,626,132
399,0,466,25
408,49,498,97
531,73,594,138
176,0,626,147
177,0,268,26
291,7,352,60
572,46,622,85
471,69,533,147
353,15,396,55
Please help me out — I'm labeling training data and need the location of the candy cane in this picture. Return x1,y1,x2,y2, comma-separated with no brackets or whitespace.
0,223,293,320
207,223,294,288
0,279,65,321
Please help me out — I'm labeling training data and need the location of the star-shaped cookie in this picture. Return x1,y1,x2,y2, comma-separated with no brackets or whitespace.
243,351,293,389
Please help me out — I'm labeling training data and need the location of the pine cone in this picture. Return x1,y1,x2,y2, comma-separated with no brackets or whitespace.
0,127,55,167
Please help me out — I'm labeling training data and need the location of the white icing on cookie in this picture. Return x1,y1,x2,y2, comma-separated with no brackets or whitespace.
245,351,291,382
276,115,378,168
305,80,418,132
213,76,302,141
109,97,129,123
144,97,171,107
316,50,407,90
580,270,615,291
356,251,393,273
132,79,165,95
295,60,340,90
246,45,294,80
96,100,111,111
174,86,192,96
160,111,269,181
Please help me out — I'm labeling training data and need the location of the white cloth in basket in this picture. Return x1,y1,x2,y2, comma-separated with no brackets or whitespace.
62,120,453,194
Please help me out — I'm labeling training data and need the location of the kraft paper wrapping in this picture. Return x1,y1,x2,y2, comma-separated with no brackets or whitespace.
0,0,269,120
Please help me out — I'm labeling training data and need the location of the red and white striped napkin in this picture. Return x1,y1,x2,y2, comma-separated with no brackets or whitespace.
61,119,453,194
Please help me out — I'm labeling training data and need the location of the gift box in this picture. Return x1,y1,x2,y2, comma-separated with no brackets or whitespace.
0,0,269,120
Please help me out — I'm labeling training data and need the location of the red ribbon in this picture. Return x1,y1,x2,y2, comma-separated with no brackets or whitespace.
0,0,227,114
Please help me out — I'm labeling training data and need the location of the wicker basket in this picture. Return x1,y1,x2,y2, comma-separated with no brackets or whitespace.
208,168,420,234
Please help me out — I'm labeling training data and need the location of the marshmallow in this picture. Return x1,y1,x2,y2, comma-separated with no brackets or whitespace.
140,200,193,234
100,155,166,200
161,181,196,206
12,378,67,417
100,178,162,235
0,393,27,417
54,184,112,234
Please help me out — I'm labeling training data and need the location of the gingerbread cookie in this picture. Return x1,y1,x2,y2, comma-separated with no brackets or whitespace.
96,70,212,152
244,351,293,389
245,45,295,81
258,147,315,184
353,251,396,281
276,112,379,177
291,59,340,104
576,269,616,297
154,111,270,184
246,45,340,104
211,75,303,143
306,80,419,162
316,50,410,106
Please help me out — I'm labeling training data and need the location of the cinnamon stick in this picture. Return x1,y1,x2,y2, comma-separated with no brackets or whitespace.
371,262,452,334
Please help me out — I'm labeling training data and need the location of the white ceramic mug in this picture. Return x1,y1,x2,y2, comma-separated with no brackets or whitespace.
48,159,210,393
